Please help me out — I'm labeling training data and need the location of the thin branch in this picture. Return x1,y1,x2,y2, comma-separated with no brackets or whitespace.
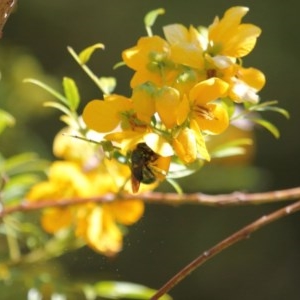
0,0,17,38
1,186,300,218
150,199,300,300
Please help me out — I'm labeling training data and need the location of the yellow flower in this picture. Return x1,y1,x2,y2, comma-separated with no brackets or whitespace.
208,6,261,57
132,83,189,130
82,94,134,133
163,24,205,69
173,127,198,163
76,200,144,256
77,205,123,256
53,127,104,165
122,35,178,88
27,161,92,234
229,67,265,103
154,86,188,129
104,199,144,226
131,82,156,124
27,161,92,201
26,158,146,256
189,77,229,134
173,121,211,163
41,207,73,234
204,55,266,103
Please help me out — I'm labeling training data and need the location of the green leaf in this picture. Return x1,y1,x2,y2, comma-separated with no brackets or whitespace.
210,138,253,159
78,43,105,65
221,97,235,119
24,78,69,106
98,76,116,95
144,8,165,28
87,281,172,300
59,114,79,128
247,100,279,110
247,100,290,118
43,101,71,116
3,152,48,176
256,106,289,119
166,178,183,194
168,159,204,179
62,77,80,111
3,174,41,204
68,46,110,94
113,61,126,70
0,109,15,134
211,147,247,158
251,118,280,138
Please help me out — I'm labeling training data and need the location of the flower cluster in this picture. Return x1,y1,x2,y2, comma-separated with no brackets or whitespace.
27,128,146,256
26,6,286,256
83,6,268,193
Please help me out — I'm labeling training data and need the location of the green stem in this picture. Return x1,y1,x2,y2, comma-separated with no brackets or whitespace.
3,217,21,262
67,46,105,93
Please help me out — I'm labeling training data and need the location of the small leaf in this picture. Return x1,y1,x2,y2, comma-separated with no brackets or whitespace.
144,8,165,28
62,77,80,111
3,152,48,176
24,78,69,106
78,43,105,65
211,138,252,152
257,106,290,119
0,109,15,134
3,174,41,204
60,114,79,128
113,61,126,70
91,281,172,300
166,178,183,194
252,118,280,138
211,147,247,158
168,160,204,179
98,76,116,95
248,100,290,118
247,100,279,110
210,138,253,159
43,101,71,116
144,133,174,157
221,97,235,118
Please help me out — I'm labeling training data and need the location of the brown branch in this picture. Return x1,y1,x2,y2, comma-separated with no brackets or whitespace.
1,186,300,218
150,199,300,299
0,0,17,38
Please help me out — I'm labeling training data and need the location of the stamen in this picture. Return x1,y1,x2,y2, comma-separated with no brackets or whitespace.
193,105,216,120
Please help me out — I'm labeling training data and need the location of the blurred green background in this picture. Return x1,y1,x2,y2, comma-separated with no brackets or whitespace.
1,0,299,299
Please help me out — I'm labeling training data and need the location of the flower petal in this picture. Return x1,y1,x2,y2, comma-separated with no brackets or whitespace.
195,103,229,134
238,67,265,91
208,6,261,57
122,36,170,71
41,208,72,233
85,206,122,256
132,83,156,123
107,200,144,225
190,78,229,104
82,96,132,133
173,128,197,163
144,132,174,157
164,24,204,68
155,86,181,128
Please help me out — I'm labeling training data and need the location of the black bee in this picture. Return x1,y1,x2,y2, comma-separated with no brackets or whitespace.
130,143,159,193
